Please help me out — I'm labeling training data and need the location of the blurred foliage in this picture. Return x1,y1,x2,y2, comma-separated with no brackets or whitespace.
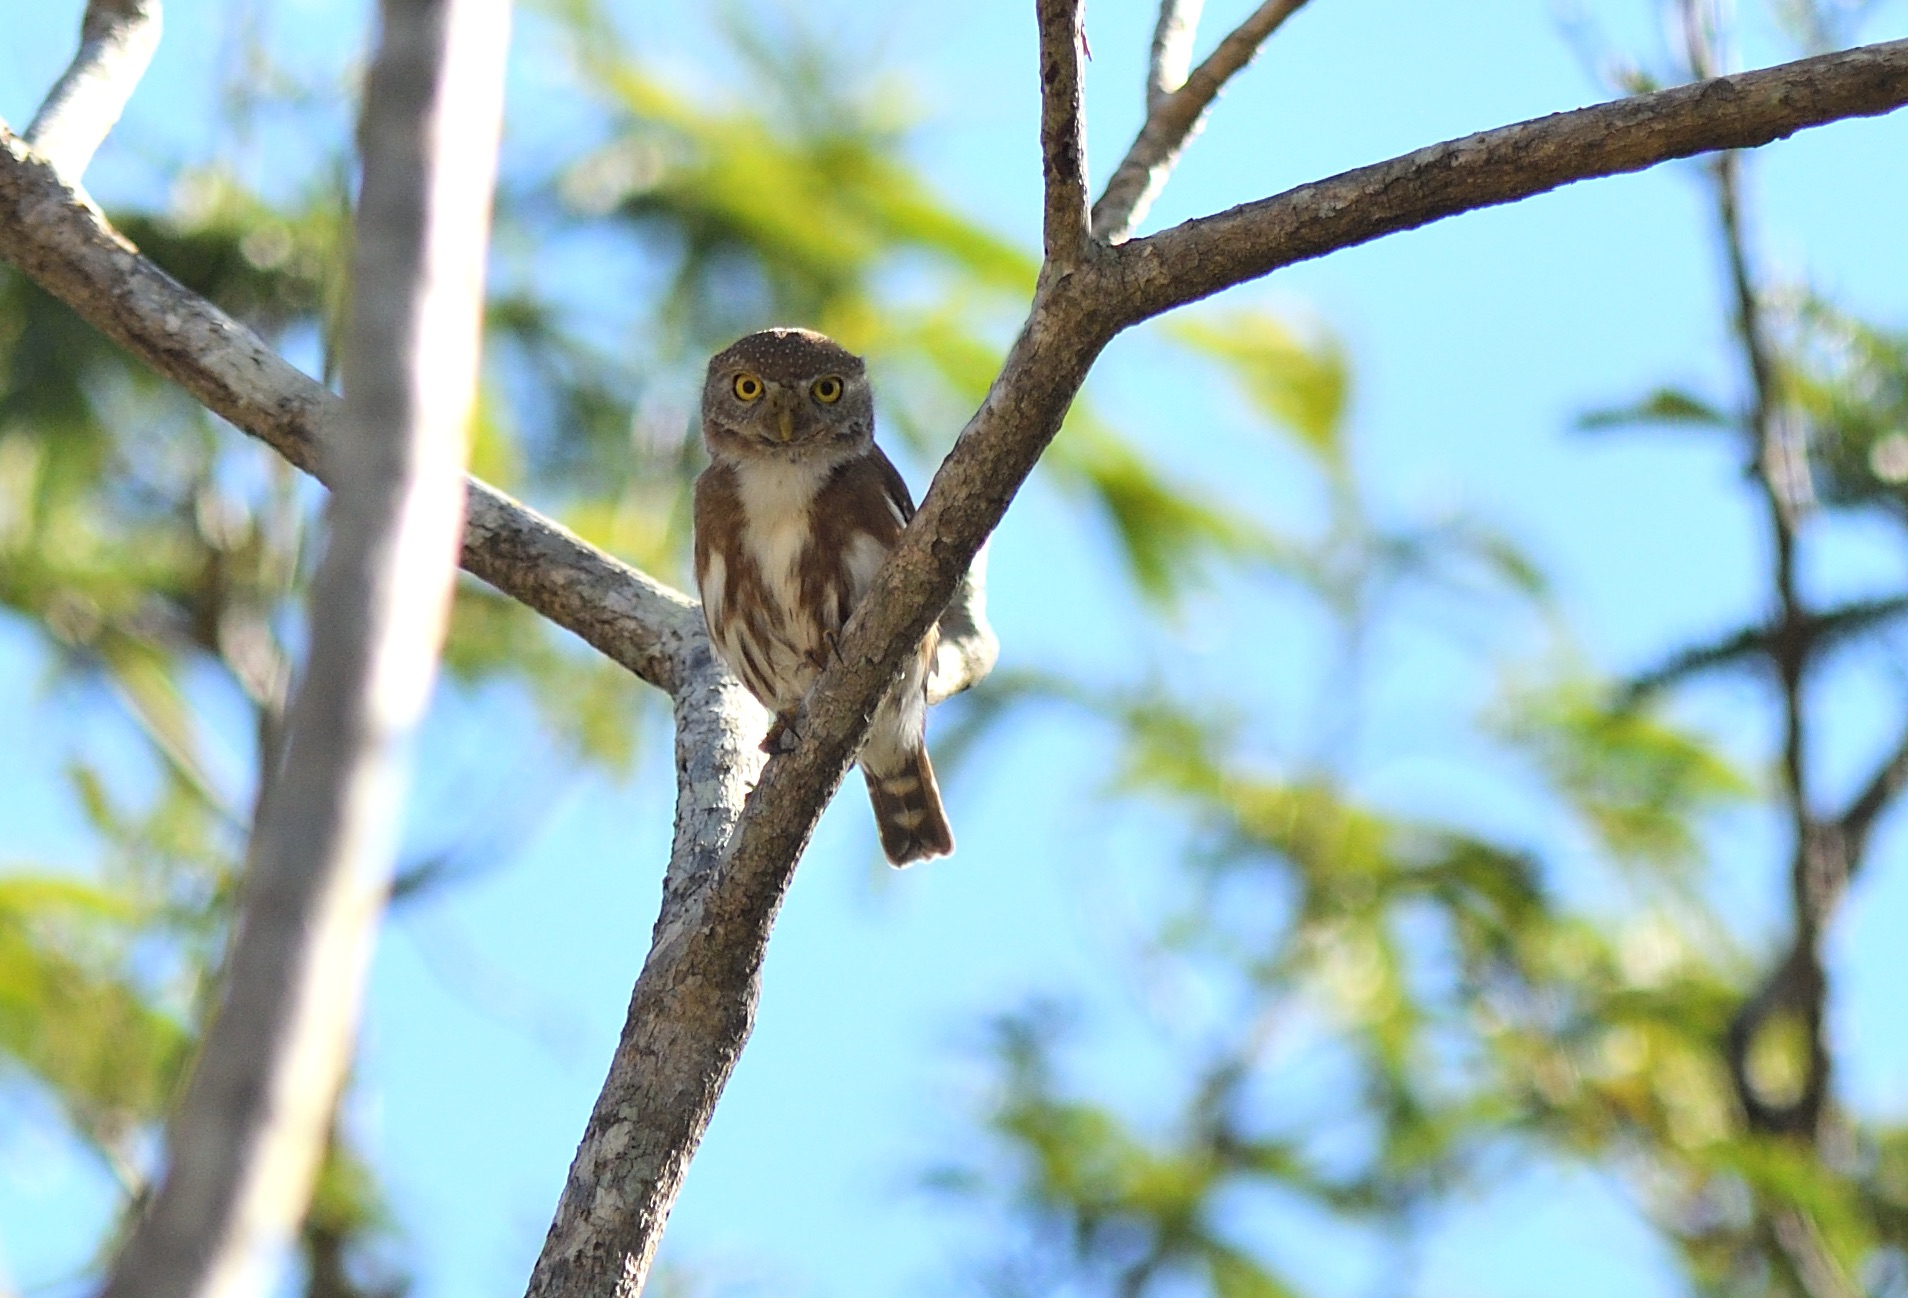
940,319,1908,1293
1170,312,1350,468
930,5,1908,1286
1499,677,1751,875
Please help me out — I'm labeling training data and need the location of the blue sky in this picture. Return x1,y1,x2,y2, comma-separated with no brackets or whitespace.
4,1,1908,1296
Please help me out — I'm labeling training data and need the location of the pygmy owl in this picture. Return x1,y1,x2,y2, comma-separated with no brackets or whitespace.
692,327,954,866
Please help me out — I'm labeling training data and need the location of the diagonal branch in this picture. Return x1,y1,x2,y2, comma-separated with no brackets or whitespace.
26,0,162,183
1115,37,1908,320
96,1,510,1294
0,123,992,708
1838,722,1908,863
1094,0,1313,243
1037,0,1091,269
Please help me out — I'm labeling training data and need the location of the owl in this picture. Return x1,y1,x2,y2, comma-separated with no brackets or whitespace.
692,328,954,866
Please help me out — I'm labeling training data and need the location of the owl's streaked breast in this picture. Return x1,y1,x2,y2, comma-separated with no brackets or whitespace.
693,441,921,722
695,456,837,713
735,452,837,651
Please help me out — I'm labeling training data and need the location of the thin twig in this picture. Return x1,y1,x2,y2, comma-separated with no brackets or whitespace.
25,0,162,183
1769,1204,1862,1298
1093,0,1313,243
1839,723,1908,856
96,3,510,1294
1693,7,1835,1142
1037,0,1091,269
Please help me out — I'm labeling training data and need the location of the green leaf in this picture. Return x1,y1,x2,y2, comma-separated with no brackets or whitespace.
1170,312,1350,462
1498,677,1750,873
1046,416,1295,603
0,873,189,1157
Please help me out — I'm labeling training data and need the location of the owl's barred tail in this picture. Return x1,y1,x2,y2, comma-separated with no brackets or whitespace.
863,747,953,867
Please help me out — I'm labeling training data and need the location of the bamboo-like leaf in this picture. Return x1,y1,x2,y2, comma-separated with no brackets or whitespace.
1046,415,1299,603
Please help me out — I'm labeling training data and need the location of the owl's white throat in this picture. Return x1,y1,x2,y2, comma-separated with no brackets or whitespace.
732,453,837,627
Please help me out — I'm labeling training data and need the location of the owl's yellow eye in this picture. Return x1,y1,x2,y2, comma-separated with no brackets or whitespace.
811,376,844,405
733,373,764,402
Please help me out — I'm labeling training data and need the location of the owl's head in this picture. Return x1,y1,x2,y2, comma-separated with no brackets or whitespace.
701,328,874,464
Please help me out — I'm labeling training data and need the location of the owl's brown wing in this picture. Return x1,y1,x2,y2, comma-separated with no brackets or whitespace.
816,446,914,550
796,445,919,640
867,444,917,526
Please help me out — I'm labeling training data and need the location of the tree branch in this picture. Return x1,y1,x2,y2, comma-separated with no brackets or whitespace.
1147,0,1205,110
96,1,510,1294
1038,0,1090,269
1093,0,1312,244
25,0,162,183
1113,37,1908,319
524,645,764,1297
1711,122,1835,1145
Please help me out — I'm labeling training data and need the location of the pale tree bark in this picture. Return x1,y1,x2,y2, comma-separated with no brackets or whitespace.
25,0,162,184
1147,0,1206,110
90,2,509,1296
1,8,1907,1297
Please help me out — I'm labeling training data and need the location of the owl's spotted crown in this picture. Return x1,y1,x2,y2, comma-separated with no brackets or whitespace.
706,327,865,383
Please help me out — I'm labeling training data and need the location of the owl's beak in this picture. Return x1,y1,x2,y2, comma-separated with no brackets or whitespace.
774,405,796,443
